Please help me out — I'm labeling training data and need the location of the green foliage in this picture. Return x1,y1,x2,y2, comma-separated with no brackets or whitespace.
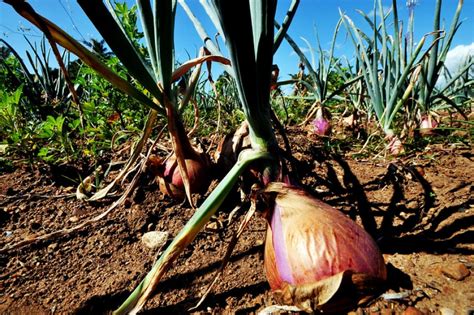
0,37,77,122
0,86,41,161
2,0,471,167
36,115,76,163
0,85,23,136
113,1,144,49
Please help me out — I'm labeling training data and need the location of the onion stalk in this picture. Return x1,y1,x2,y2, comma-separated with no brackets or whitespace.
263,183,386,312
113,1,301,313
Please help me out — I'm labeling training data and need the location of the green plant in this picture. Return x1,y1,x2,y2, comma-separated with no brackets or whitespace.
340,0,469,153
340,0,430,153
414,0,467,115
5,0,231,204
0,37,78,120
0,85,24,140
0,85,37,161
116,1,386,314
36,115,78,163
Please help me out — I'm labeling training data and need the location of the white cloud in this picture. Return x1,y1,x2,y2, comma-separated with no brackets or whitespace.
444,42,474,73
437,42,474,86
367,6,391,19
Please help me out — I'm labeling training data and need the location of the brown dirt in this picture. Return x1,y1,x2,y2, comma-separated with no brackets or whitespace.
0,128,473,315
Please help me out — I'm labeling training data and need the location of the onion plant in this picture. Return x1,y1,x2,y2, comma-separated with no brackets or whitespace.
114,1,296,312
4,0,231,205
279,19,361,127
440,56,474,107
116,1,385,314
0,37,74,120
7,0,387,313
341,0,468,150
340,0,431,153
275,18,371,135
412,0,471,132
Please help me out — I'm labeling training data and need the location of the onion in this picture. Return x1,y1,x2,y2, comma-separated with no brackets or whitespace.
312,107,331,136
419,114,438,136
263,183,386,312
157,153,210,200
385,132,404,156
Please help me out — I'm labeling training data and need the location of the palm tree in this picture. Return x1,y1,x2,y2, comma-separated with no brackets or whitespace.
82,38,112,59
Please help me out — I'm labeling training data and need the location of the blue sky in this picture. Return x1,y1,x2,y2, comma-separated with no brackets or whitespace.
1,0,473,82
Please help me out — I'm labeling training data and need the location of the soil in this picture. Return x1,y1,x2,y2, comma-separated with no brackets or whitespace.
0,127,473,315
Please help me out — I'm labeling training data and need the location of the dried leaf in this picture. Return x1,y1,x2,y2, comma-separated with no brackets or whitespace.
275,271,385,313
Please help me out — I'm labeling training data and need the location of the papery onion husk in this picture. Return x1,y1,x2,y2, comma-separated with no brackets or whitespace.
312,107,331,136
214,121,251,173
419,114,438,136
263,183,386,313
157,153,210,200
385,132,404,156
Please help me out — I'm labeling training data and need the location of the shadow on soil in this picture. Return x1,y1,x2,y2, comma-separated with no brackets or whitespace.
75,281,269,315
74,291,130,315
75,244,267,314
59,140,474,313
142,281,269,314
302,148,473,255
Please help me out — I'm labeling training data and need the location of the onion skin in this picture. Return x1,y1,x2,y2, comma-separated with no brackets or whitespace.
312,107,331,136
157,154,210,200
214,121,251,173
263,183,386,311
385,133,404,156
419,114,438,136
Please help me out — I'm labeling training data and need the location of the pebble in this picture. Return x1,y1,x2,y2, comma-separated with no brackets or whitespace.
439,307,455,315
381,291,411,300
440,262,470,281
257,305,302,314
48,243,58,252
206,221,219,231
141,231,168,250
69,216,79,223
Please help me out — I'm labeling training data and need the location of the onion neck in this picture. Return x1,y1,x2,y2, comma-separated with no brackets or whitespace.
247,110,281,185
169,105,200,161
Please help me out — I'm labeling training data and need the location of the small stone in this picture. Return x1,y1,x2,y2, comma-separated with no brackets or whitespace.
69,216,79,223
406,201,419,209
440,262,470,281
48,243,58,252
403,306,425,315
206,221,219,231
258,305,303,314
141,231,168,250
439,307,455,315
